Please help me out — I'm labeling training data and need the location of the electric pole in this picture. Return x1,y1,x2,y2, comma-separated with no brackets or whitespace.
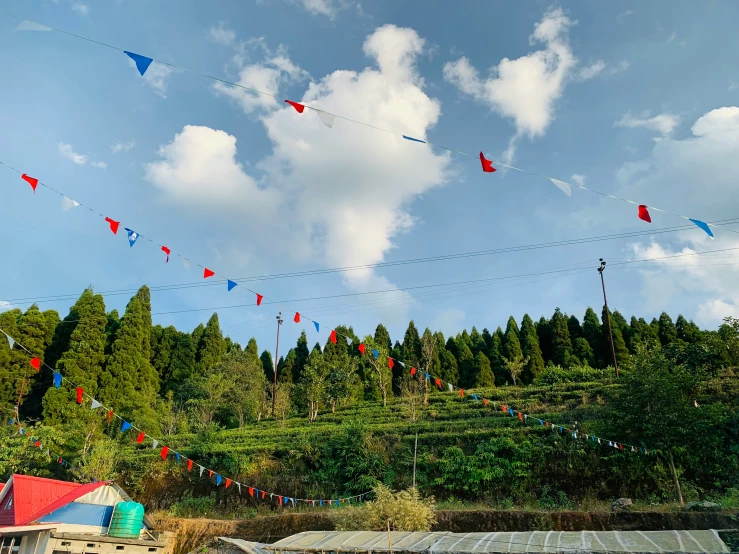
271,312,283,418
598,259,619,377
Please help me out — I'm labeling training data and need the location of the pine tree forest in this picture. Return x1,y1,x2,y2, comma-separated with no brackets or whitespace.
1,286,738,512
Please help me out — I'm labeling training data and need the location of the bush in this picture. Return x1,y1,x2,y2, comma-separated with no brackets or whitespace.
169,492,217,517
333,484,435,531
533,365,611,386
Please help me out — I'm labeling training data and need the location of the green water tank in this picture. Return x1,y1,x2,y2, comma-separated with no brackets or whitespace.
108,501,144,539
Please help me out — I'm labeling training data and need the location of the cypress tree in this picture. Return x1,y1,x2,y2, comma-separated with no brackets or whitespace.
104,309,120,356
260,350,274,382
245,338,261,366
503,317,522,361
469,327,486,357
567,315,582,342
293,332,310,383
166,332,197,397
455,336,475,388
550,308,573,367
657,312,678,346
278,349,296,384
196,313,226,374
13,305,50,415
150,325,177,383
401,321,421,365
676,315,702,344
374,324,393,351
601,306,631,371
582,308,604,367
490,328,506,385
472,352,495,388
536,317,553,363
439,349,459,384
0,308,22,409
520,314,545,383
42,291,107,424
612,311,631,348
573,337,595,367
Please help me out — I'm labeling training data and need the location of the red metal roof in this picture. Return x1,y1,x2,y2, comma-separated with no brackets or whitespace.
19,481,108,525
0,475,82,526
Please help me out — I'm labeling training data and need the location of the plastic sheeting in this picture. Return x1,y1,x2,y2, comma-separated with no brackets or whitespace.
266,530,730,553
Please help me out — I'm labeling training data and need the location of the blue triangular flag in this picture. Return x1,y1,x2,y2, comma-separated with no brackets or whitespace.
227,279,237,291
320,500,323,506
372,349,379,359
283,496,288,505
121,421,132,432
538,419,543,426
689,218,714,238
20,428,25,435
216,474,222,486
125,228,139,247
508,408,514,416
424,372,430,381
53,372,62,389
124,51,154,76
175,452,181,463
472,394,478,402
8,418,13,425
560,426,563,433
313,321,319,333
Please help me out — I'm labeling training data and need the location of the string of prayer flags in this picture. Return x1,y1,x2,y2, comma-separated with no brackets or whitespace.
227,279,238,292
638,205,652,223
105,217,120,234
161,246,170,263
125,228,139,247
284,100,305,113
21,174,38,192
124,51,154,76
29,357,40,371
203,268,215,279
479,152,496,173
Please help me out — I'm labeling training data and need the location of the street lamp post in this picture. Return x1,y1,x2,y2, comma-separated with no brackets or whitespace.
598,259,619,377
271,312,283,417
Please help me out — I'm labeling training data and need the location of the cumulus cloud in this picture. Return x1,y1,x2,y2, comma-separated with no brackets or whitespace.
577,60,605,81
58,142,87,165
71,3,88,16
128,60,176,98
619,107,739,324
146,24,450,318
111,140,135,153
0,300,12,313
288,0,342,19
570,174,585,186
609,60,630,74
443,8,577,160
615,111,680,137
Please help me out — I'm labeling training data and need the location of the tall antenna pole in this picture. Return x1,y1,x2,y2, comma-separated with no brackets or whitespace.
598,259,619,377
271,312,283,418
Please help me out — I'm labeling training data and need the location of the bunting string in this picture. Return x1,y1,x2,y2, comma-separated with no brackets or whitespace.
0,10,730,238
0,328,370,507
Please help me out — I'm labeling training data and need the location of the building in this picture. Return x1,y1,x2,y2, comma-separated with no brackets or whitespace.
0,475,172,554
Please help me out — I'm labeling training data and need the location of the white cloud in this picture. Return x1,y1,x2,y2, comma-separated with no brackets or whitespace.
128,60,175,98
71,3,88,16
609,60,630,74
614,111,680,136
58,143,87,165
90,161,107,169
147,25,450,319
289,0,342,19
729,82,739,92
111,140,136,153
570,174,585,186
577,60,605,81
208,22,237,46
443,8,577,160
0,300,12,313
617,10,634,19
667,31,677,43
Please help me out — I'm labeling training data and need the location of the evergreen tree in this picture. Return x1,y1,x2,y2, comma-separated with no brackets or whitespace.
582,308,604,367
469,327,486,357
42,311,60,351
46,300,84,371
374,324,393,351
439,349,459,384
13,305,51,415
481,328,493,353
503,317,522,362
573,337,595,367
43,291,107,424
0,308,22,409
601,306,631,371
567,315,582,341
260,350,274,382
401,321,421,392
150,325,177,383
490,328,506,385
676,315,702,344
455,336,475,388
104,310,120,356
612,311,631,348
196,314,226,375
472,352,495,388
243,338,259,366
278,349,296,384
657,312,678,346
520,314,545,383
550,308,573,367
536,317,553,363
166,332,197,398
293,332,310,383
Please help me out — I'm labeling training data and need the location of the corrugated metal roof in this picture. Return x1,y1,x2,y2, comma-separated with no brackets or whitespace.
0,475,82,526
20,481,108,525
218,537,274,554
266,530,730,553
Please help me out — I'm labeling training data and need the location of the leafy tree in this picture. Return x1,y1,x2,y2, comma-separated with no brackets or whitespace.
572,337,595,367
676,315,702,344
520,314,545,384
419,328,439,404
12,305,51,414
657,312,678,346
333,484,436,532
362,337,392,407
260,350,274,382
503,354,528,386
472,352,495,388
220,350,268,426
43,290,107,424
278,349,296,384
0,308,22,409
550,308,573,367
503,317,522,369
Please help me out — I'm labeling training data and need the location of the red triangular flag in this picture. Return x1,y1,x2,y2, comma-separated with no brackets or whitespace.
21,174,38,192
104,217,120,234
501,405,507,413
388,357,394,369
29,357,40,371
261,490,266,499
294,312,300,323
161,246,171,263
637,205,651,223
284,100,305,113
619,443,623,450
225,478,232,489
34,440,41,447
517,411,523,421
107,410,113,423
76,387,83,404
479,152,496,173
209,470,214,478
187,459,193,472
203,268,215,279
136,432,145,443
330,330,337,344
483,398,488,406
256,293,263,306
545,421,550,427
460,389,464,397
249,487,254,497
410,367,416,376
358,343,365,355
160,446,169,460
277,495,283,504
435,377,442,389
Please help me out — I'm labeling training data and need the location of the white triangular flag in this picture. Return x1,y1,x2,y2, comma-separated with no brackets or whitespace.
316,110,336,128
237,483,241,494
199,465,205,477
549,178,572,197
447,383,453,392
16,20,52,32
3,332,14,349
152,439,158,449
90,399,102,409
182,258,191,271
345,336,352,346
61,197,80,211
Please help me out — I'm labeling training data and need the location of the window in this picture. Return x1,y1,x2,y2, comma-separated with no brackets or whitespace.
3,496,13,510
116,546,125,550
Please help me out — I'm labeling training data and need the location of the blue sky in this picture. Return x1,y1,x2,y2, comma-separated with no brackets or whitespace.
2,0,739,354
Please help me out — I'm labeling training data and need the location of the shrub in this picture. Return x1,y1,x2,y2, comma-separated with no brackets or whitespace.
333,484,436,531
